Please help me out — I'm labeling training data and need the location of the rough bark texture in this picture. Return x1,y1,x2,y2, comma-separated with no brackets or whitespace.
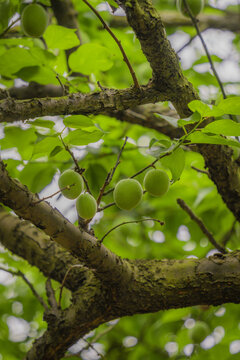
0,208,89,291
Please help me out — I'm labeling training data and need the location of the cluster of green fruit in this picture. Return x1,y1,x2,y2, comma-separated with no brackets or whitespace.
21,3,48,37
114,169,170,211
58,168,170,220
58,169,97,220
177,0,204,17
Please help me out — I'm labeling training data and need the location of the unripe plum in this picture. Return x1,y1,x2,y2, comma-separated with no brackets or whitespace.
177,0,204,17
189,321,210,343
21,4,48,37
76,193,97,219
143,169,169,197
113,179,143,210
58,169,84,199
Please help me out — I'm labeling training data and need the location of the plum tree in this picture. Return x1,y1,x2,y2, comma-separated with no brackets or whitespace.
189,321,210,343
177,0,204,17
76,193,97,219
113,179,143,210
58,169,84,199
21,3,48,37
143,169,170,197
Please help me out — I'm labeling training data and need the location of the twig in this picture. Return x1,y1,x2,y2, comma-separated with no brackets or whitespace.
98,201,115,212
82,339,105,359
177,198,226,253
0,266,48,311
59,134,92,194
97,137,128,205
81,0,140,89
33,185,75,204
183,0,227,99
58,265,83,308
177,34,198,54
100,218,164,243
56,74,66,95
46,278,58,311
0,16,20,38
221,219,237,247
191,166,209,175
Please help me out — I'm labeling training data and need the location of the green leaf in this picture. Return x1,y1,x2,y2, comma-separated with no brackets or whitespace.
0,48,39,76
64,129,103,145
19,163,57,193
0,126,37,159
203,119,240,136
16,66,60,86
188,100,223,117
178,111,201,127
69,43,113,74
188,131,240,148
85,163,108,197
63,115,94,129
217,97,240,115
29,119,55,129
33,136,62,155
44,25,80,50
49,145,63,157
160,147,185,182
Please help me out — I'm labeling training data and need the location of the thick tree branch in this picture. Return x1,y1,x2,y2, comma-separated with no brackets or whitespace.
26,251,240,359
119,0,199,116
0,85,167,123
0,207,89,291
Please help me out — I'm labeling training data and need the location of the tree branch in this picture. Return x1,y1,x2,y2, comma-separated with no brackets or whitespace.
0,207,89,291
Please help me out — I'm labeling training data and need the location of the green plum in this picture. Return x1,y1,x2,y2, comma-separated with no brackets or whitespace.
113,179,143,210
76,193,97,219
58,169,84,199
143,169,169,197
21,3,48,37
177,0,204,17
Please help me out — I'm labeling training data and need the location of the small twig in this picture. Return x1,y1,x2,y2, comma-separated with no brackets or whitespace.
221,219,237,247
177,198,226,253
0,16,20,38
81,0,140,89
97,137,128,205
177,34,198,53
59,134,92,194
183,0,227,99
33,185,75,204
46,278,58,311
100,218,164,243
191,166,209,175
98,201,115,212
81,339,105,359
56,74,66,95
0,266,48,311
58,265,83,308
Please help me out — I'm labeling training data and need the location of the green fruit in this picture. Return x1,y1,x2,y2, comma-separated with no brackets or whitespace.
58,169,84,199
143,169,169,197
177,0,204,17
21,3,48,37
189,321,210,343
113,179,143,211
76,193,97,219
